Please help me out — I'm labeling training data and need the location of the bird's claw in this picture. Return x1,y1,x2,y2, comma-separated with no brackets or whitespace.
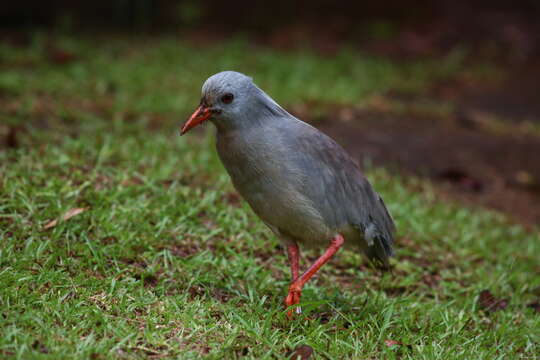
285,284,302,318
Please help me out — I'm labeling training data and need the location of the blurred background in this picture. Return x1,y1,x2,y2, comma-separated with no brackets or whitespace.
1,0,540,225
1,3,540,357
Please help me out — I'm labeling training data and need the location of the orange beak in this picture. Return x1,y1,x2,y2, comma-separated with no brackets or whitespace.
180,105,212,135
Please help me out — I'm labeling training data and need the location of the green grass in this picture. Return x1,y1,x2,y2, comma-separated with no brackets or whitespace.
0,33,465,117
1,35,539,359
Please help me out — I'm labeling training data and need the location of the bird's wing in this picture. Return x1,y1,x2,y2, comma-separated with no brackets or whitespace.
282,119,395,265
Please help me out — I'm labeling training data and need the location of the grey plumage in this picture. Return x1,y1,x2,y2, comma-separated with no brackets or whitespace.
190,71,395,267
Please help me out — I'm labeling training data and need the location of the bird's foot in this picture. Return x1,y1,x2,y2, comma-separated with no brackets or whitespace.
285,283,303,318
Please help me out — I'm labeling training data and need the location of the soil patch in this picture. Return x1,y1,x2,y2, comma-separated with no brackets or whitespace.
307,70,540,225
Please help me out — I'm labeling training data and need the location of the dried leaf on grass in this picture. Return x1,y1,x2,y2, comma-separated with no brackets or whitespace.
385,339,413,351
289,345,313,359
478,290,508,313
43,207,88,230
527,301,539,313
384,339,401,347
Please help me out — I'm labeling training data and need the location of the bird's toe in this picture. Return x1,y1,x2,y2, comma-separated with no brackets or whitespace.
285,284,303,317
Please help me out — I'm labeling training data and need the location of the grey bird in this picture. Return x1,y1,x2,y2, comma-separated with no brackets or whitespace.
181,71,395,315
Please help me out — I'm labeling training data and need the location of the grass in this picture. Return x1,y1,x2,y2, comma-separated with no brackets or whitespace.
1,34,539,359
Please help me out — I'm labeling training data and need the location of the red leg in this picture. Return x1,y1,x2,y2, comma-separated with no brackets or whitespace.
286,243,300,281
285,234,344,316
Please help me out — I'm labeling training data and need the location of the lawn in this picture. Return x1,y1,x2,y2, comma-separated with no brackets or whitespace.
1,35,539,359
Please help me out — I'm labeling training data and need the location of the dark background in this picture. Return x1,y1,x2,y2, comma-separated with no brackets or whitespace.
2,1,539,62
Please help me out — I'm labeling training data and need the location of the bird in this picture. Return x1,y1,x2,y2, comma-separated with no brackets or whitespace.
180,71,395,315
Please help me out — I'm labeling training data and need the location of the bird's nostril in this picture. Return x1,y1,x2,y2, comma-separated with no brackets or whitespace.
200,97,210,107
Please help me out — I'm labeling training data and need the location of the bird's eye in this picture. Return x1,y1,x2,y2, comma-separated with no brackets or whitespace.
221,93,234,104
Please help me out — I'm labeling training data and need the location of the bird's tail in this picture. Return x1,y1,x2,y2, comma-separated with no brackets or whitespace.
366,194,395,270
352,221,394,270
365,234,393,270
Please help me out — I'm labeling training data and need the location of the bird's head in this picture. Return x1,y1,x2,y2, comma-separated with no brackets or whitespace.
181,71,255,135
181,71,287,135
